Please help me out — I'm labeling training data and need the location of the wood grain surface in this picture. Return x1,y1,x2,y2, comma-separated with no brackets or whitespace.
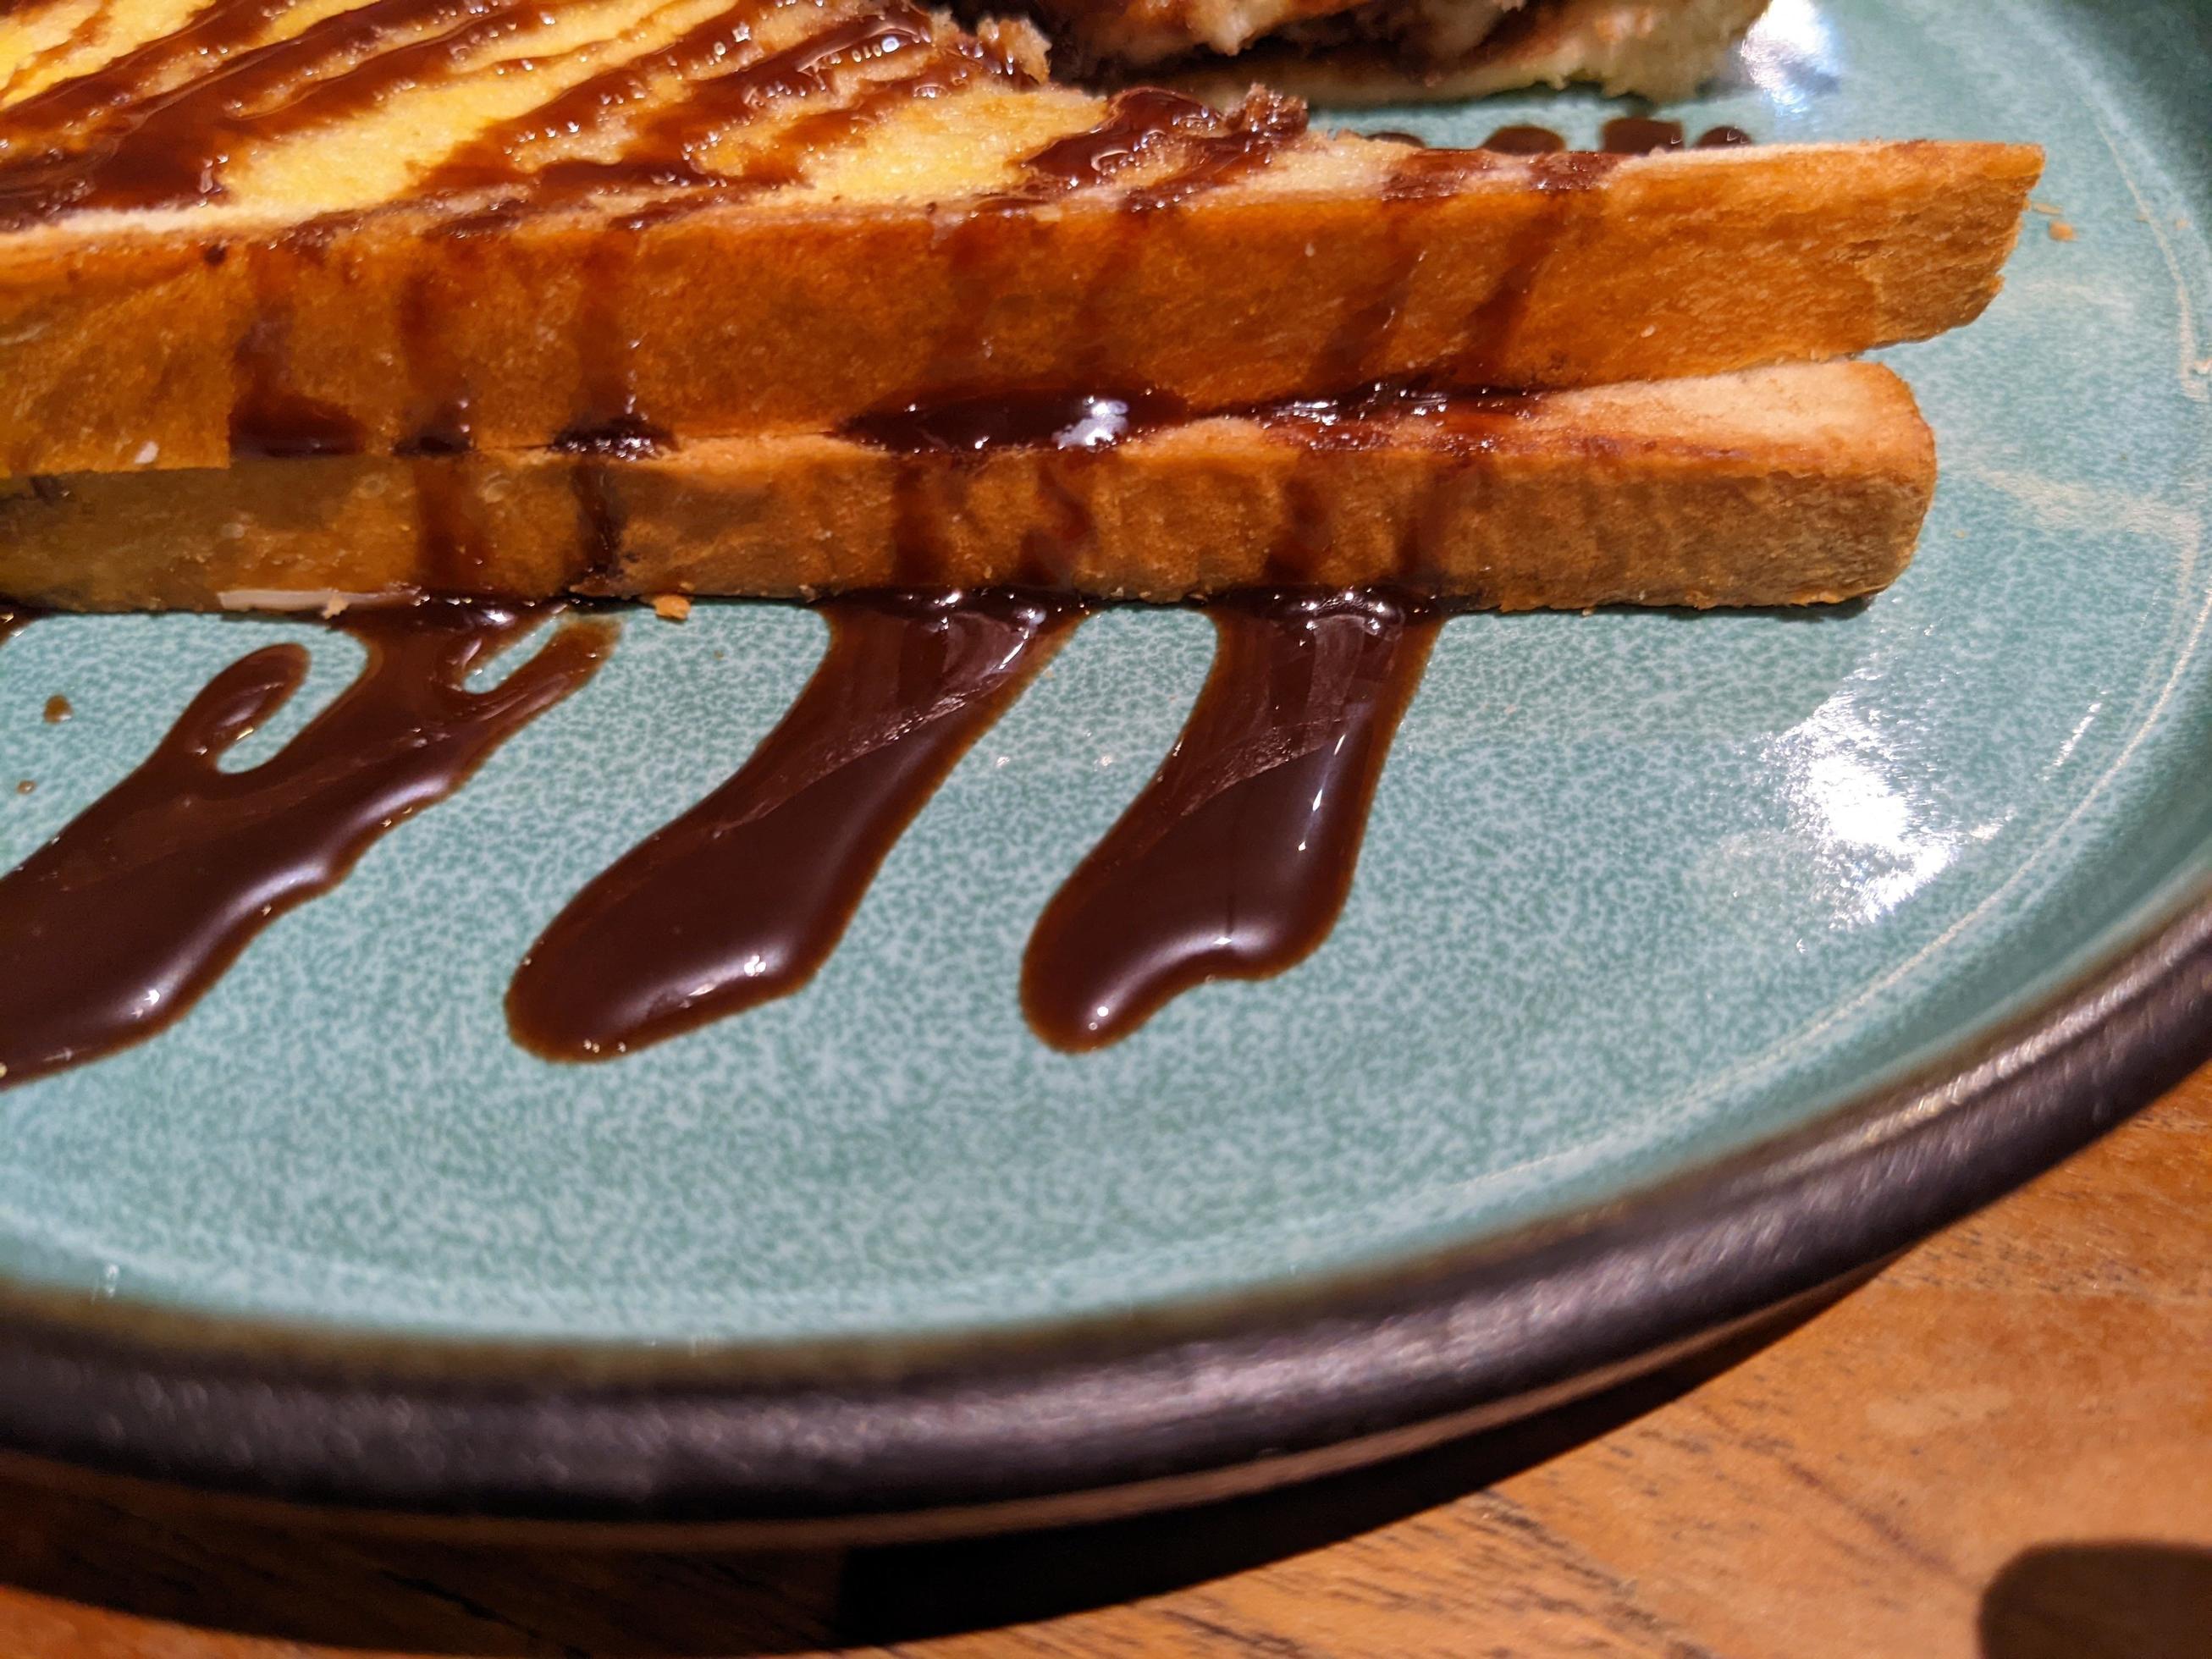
0,1070,2205,1659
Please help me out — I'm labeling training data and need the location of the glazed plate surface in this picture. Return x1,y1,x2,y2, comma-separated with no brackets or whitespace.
2,0,2209,1517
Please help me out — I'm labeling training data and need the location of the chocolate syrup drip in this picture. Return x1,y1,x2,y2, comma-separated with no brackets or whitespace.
1379,146,1501,202
1453,210,1563,382
1316,175,1431,388
1023,587,1436,1050
843,383,1531,453
764,36,975,168
0,603,610,1089
507,589,1077,1059
229,319,367,459
229,248,367,460
1267,461,1333,582
837,380,1538,580
1438,136,1629,381
1601,116,1685,155
1125,91,1305,212
1275,382,1534,433
564,235,646,449
885,465,938,583
847,387,1177,581
396,267,474,456
1018,87,1220,193
42,694,72,724
1023,457,1098,587
561,460,632,592
1696,125,1755,148
411,457,497,592
1246,391,1530,588
1481,124,1566,155
552,390,666,592
910,202,1054,422
847,388,1191,453
1013,87,1305,205
554,414,673,460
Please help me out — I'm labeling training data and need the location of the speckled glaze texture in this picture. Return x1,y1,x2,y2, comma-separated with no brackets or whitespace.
1,0,2208,1350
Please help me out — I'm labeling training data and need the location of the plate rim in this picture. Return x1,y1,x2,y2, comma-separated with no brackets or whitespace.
1,859,2204,1529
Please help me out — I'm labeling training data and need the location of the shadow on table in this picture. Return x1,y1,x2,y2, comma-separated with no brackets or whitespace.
0,1293,1845,1656
1980,1543,2212,1659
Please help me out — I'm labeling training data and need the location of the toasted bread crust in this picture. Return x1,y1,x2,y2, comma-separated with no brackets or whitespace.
0,140,2035,477
1,364,1935,611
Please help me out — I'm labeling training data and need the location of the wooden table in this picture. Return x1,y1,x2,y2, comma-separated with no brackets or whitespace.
0,1071,2205,1659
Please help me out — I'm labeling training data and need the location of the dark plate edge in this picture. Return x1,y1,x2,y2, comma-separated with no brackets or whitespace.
0,858,2205,1533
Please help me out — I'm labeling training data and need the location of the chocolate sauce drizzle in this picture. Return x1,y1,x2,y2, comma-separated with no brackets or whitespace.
0,0,1017,225
846,387,1191,454
0,603,610,1089
229,240,367,460
506,589,1077,1060
1482,124,1567,156
1470,119,1751,158
1600,116,1685,155
3,0,553,219
1010,86,1307,207
1023,587,1437,1051
11,581,1439,1069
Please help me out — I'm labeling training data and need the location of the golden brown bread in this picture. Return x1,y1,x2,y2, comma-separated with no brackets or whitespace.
0,0,2035,476
0,363,1936,611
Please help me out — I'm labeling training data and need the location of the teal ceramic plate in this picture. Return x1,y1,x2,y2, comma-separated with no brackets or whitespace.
3,0,2209,1532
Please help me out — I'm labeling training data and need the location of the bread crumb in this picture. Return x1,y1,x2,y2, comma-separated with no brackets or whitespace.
2048,220,2076,242
2030,200,2064,215
651,593,692,621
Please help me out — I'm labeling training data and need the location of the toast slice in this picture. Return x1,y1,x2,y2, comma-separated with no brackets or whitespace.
0,362,1935,611
0,0,2035,477
1162,0,1771,106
